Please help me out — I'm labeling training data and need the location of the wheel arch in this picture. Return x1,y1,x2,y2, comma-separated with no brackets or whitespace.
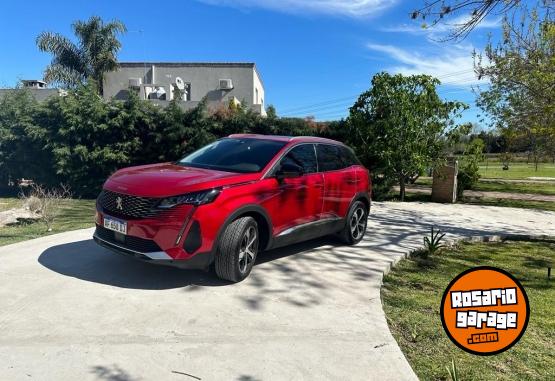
212,205,273,255
350,192,371,214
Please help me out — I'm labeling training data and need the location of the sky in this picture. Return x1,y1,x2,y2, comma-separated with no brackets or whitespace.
0,0,501,124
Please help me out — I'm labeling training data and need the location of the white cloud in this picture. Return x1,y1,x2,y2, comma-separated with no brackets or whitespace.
366,43,487,86
198,0,397,18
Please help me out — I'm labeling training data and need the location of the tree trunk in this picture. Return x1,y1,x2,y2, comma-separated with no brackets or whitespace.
399,175,406,202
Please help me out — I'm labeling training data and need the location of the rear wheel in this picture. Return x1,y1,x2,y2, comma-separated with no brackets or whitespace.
339,201,368,245
215,217,259,282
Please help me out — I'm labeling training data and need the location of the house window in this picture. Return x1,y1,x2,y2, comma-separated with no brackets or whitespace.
170,83,191,101
145,86,167,100
184,83,191,101
255,88,259,104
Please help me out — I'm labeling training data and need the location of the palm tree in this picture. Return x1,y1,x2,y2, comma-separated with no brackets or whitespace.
36,16,126,95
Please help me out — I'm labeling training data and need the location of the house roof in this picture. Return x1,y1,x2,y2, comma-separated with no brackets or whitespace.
119,62,256,68
21,79,47,84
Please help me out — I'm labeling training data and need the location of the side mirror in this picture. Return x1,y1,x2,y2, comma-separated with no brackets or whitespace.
275,163,304,180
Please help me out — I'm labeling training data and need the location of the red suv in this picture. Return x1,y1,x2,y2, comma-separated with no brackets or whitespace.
94,135,371,282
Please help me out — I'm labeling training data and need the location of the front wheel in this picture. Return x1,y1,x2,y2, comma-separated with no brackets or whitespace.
215,216,259,282
338,201,368,245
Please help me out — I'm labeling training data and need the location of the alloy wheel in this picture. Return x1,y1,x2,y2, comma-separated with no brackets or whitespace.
238,226,258,273
350,207,366,241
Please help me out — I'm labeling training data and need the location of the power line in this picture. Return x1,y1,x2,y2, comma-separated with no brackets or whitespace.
279,94,360,114
278,69,484,116
281,101,355,116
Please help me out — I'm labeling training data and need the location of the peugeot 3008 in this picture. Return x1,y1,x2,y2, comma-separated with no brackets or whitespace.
94,134,371,282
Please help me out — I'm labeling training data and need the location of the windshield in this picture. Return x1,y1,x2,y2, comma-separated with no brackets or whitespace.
178,138,287,173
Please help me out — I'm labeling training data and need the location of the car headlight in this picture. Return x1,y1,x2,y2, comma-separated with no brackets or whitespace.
157,189,221,209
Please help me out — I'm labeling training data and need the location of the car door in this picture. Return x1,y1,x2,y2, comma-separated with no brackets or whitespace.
263,144,324,235
317,144,358,219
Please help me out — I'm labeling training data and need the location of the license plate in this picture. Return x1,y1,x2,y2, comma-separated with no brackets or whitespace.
103,216,127,235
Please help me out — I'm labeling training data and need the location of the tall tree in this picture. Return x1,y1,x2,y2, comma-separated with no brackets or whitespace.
348,72,467,200
36,16,126,94
475,7,555,170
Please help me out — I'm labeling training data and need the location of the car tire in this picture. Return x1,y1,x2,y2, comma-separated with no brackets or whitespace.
215,216,259,282
338,200,368,245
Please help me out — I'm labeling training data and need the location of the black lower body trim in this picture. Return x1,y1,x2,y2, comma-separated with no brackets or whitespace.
269,218,345,250
93,235,214,270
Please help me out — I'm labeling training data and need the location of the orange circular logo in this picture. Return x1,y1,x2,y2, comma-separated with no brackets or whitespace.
440,266,529,356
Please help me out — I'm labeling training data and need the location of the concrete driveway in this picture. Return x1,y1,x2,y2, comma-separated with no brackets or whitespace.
1,202,554,381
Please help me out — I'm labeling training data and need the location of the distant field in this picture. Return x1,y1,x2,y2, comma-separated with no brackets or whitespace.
479,162,555,180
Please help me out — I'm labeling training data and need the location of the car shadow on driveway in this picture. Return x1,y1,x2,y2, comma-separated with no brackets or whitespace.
37,237,341,290
38,239,226,290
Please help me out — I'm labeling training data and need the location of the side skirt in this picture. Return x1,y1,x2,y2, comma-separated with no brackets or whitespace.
268,218,345,250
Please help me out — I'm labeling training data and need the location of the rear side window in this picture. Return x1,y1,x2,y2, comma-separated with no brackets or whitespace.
317,144,355,172
280,144,317,174
340,146,361,166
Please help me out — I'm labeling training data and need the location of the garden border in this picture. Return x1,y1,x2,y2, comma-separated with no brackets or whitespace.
381,234,555,279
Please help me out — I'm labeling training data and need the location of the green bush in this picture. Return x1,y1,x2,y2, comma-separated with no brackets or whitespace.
457,138,485,198
0,84,330,197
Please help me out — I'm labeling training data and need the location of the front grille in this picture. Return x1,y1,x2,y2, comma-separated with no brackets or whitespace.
95,225,162,253
98,190,160,219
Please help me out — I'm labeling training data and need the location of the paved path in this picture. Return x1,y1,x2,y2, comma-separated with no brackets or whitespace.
1,202,554,381
402,185,555,202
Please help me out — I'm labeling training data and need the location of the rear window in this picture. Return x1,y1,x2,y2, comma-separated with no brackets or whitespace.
178,138,286,173
340,146,361,167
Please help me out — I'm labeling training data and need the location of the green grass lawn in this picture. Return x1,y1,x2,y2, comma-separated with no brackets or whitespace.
0,198,95,246
479,162,555,180
0,198,22,212
382,241,554,381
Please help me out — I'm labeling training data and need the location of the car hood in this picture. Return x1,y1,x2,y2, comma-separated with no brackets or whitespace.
104,163,259,197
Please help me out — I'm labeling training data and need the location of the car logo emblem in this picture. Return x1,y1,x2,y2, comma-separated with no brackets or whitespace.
116,197,123,210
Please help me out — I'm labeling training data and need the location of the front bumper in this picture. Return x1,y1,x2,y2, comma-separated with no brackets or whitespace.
93,225,213,269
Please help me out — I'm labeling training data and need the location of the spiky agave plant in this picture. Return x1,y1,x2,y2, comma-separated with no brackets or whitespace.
423,226,446,256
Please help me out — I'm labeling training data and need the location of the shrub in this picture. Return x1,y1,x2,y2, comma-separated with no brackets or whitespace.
457,138,485,198
25,184,72,231
24,195,42,213
0,84,342,197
